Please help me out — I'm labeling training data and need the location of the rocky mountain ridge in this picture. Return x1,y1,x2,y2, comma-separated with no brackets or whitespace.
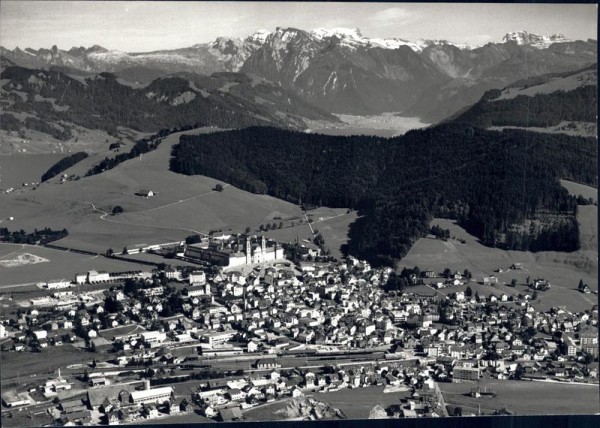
1,28,596,121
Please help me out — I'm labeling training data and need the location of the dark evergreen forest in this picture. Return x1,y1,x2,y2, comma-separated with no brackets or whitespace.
171,125,596,265
41,152,88,182
453,86,596,128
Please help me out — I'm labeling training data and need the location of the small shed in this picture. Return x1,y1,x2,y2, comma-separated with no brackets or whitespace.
136,190,154,197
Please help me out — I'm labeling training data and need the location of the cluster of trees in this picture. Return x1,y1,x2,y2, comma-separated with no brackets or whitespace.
430,225,450,240
149,368,243,385
85,125,195,177
0,112,73,141
24,117,72,141
170,125,595,265
0,227,68,244
259,222,282,232
503,217,580,252
41,152,88,182
185,234,202,245
0,113,21,132
455,85,596,128
576,195,596,206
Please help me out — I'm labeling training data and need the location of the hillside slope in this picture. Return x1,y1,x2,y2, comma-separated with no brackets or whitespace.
0,65,336,142
451,66,597,134
0,128,303,253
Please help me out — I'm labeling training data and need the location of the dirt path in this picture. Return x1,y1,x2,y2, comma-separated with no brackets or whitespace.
82,201,208,237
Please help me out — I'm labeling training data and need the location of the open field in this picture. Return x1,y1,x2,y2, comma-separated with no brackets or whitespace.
0,127,303,254
305,113,430,138
245,386,412,421
312,211,358,259
0,344,91,384
1,409,55,427
497,68,596,100
118,252,202,268
136,412,215,425
243,398,291,421
439,379,599,416
0,153,67,189
489,121,597,137
578,205,598,252
312,386,411,419
560,179,598,202
398,216,597,312
0,243,150,287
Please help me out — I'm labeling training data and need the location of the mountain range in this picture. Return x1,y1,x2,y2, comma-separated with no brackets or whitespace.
1,29,596,122
0,65,335,140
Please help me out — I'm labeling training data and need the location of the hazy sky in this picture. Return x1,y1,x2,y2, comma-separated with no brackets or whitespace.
1,1,597,51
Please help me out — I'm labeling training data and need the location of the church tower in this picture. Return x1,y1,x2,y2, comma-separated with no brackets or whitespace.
245,236,252,265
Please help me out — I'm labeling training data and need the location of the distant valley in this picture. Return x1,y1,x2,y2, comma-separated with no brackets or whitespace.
1,28,596,124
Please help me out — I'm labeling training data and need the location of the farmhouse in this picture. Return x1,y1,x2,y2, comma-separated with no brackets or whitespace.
136,189,154,197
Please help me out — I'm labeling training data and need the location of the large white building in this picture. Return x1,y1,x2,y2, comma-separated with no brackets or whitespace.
88,270,111,283
189,270,206,285
184,235,284,268
198,330,236,346
140,331,167,346
130,386,173,405
44,280,72,289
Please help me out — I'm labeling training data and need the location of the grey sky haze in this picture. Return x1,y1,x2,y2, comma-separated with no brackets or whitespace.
0,1,597,52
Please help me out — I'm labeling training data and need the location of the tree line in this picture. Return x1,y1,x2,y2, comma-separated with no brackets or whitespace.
85,125,196,177
0,227,68,244
41,152,88,182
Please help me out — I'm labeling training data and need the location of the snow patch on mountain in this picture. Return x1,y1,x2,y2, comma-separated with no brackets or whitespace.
503,31,571,49
250,29,272,43
310,27,474,52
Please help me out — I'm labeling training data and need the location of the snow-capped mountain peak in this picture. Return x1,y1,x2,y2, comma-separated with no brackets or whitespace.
309,28,474,52
502,31,570,48
249,29,272,43
311,27,363,40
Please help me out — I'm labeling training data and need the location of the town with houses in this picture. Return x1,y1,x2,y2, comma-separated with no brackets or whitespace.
1,233,598,425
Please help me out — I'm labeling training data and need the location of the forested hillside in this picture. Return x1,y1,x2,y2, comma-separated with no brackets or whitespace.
453,85,596,128
171,125,596,264
0,66,334,139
